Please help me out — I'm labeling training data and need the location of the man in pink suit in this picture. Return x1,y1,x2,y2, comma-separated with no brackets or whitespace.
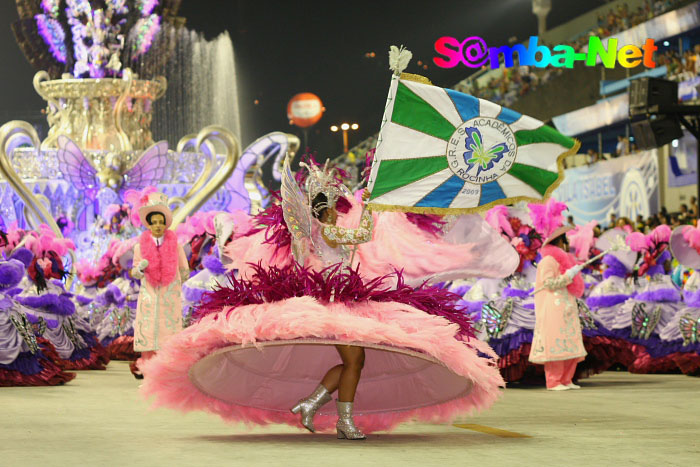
530,226,587,391
130,192,189,378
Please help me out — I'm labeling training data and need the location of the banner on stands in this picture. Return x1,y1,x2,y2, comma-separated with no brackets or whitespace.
552,150,659,226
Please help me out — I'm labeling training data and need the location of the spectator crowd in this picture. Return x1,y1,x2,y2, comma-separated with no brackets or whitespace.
596,196,700,235
466,0,691,108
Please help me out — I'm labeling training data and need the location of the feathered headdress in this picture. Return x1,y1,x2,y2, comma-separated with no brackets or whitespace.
567,220,598,261
123,186,157,227
23,225,75,257
485,205,540,273
528,198,567,239
485,205,515,238
175,211,218,245
628,225,672,276
300,159,346,216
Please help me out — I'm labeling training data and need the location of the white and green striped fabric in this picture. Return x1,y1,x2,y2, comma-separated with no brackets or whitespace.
367,76,579,214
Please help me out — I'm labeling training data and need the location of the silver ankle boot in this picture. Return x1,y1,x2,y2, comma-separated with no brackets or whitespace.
335,401,366,440
290,385,332,433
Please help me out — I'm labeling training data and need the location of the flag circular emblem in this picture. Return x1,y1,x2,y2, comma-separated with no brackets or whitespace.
446,117,517,185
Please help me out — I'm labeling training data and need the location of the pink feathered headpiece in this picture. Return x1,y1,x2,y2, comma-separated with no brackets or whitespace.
123,186,158,227
485,205,514,238
626,231,649,252
175,211,218,244
528,198,567,238
629,225,671,253
2,223,28,254
23,224,75,257
566,220,597,260
649,224,672,245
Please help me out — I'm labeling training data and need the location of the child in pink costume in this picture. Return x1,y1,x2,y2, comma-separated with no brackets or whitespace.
530,226,587,391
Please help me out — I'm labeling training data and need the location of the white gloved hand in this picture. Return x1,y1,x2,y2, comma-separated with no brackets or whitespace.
564,265,583,280
138,259,149,272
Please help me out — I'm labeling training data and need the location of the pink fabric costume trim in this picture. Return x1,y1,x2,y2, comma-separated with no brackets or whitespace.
139,230,178,287
140,297,505,433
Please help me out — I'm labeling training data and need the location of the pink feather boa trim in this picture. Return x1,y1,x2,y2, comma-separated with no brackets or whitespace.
139,230,178,287
140,296,504,433
539,245,585,298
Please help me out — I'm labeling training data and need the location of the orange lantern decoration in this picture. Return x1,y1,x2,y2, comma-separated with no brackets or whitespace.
287,93,325,128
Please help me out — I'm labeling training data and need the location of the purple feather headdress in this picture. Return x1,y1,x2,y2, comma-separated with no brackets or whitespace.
0,260,25,290
202,255,227,276
602,254,630,279
9,247,33,267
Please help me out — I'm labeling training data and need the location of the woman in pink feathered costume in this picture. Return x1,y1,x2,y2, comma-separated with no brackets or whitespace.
140,158,518,439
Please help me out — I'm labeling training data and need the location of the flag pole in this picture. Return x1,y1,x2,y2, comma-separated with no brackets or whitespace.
350,46,412,268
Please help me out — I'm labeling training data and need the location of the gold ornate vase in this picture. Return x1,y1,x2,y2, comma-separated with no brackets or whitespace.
33,69,167,152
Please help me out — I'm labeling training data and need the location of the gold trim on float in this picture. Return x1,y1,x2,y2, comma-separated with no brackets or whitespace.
169,126,241,229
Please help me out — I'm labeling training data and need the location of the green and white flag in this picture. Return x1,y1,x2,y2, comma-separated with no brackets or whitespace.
367,75,579,214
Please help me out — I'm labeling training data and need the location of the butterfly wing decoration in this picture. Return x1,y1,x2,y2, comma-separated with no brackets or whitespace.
9,313,40,354
577,299,598,330
630,303,662,339
121,141,169,192
463,128,508,176
678,314,700,346
281,155,312,264
481,299,513,339
62,318,86,349
56,135,98,192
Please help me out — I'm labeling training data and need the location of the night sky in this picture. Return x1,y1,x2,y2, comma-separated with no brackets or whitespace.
0,0,609,156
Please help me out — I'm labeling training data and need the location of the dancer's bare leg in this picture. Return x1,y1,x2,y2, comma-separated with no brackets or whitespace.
336,345,365,402
320,364,344,392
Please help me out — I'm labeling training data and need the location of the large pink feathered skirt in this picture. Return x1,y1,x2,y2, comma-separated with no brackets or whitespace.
140,267,505,433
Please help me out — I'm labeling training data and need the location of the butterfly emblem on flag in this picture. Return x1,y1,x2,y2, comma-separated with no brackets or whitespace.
463,127,510,175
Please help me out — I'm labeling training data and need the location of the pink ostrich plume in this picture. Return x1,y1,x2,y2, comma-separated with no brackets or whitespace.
111,237,139,266
682,225,700,254
76,258,103,285
528,198,567,238
124,186,158,227
485,205,514,238
626,231,650,252
649,224,672,245
3,223,29,252
176,212,220,244
566,220,598,261
24,225,75,257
